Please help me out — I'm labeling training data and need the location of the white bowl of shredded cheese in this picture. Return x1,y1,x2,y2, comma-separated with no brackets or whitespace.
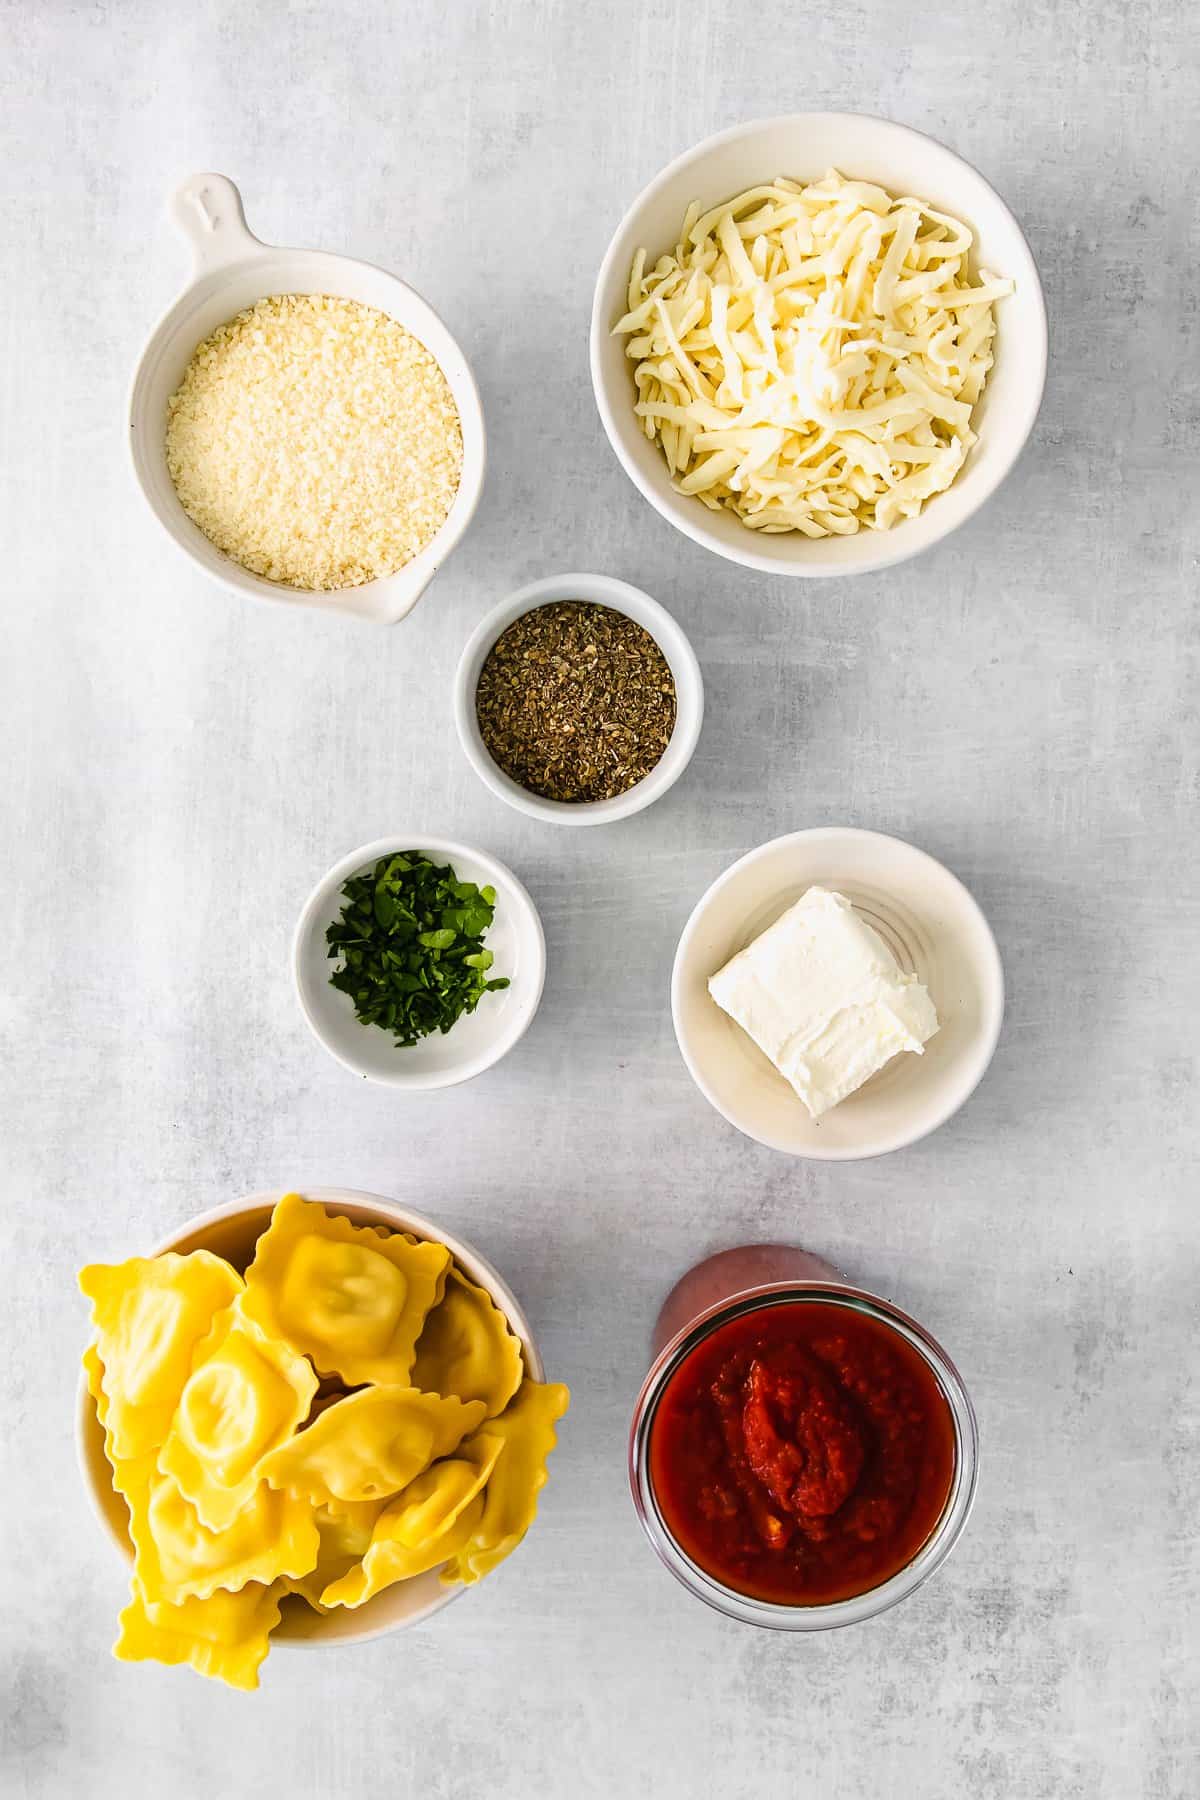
129,175,485,622
591,116,1046,578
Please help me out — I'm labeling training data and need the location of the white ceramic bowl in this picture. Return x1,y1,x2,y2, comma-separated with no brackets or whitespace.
76,1187,545,1646
591,115,1047,579
129,174,486,623
672,828,1004,1159
292,837,545,1086
454,572,704,826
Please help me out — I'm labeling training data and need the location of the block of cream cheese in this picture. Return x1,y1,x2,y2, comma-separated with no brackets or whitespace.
707,886,938,1120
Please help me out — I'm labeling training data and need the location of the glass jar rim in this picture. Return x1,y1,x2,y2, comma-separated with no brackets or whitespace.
628,1280,979,1631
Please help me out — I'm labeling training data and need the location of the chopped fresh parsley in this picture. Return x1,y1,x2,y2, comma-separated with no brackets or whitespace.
326,852,510,1048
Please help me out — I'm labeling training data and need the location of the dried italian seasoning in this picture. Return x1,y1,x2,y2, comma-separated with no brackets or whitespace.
475,602,677,803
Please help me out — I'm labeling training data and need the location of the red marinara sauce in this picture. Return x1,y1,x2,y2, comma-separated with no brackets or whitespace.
648,1300,956,1605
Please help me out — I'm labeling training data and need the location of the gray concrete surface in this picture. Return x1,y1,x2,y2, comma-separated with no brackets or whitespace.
1,1,1197,1795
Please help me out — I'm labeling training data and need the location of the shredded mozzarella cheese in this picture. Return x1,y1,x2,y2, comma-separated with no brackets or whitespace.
613,171,1012,537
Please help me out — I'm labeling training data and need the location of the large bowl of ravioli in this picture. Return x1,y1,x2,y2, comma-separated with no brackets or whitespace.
76,1187,567,1678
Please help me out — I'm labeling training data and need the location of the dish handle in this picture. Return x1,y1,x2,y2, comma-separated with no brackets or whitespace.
169,173,263,275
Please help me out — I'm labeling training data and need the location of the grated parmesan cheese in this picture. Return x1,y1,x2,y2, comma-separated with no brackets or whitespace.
165,294,463,590
613,172,1012,538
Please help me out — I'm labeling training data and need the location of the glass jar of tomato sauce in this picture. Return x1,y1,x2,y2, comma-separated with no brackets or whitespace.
629,1246,978,1630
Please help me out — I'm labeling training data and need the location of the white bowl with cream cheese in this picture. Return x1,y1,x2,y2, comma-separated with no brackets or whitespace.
671,828,1004,1159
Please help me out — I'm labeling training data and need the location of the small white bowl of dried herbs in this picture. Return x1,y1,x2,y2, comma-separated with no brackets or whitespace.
292,838,546,1088
454,572,704,826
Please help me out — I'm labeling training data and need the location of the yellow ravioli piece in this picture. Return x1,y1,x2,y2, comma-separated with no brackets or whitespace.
79,1251,243,1462
411,1268,524,1417
241,1193,450,1386
259,1384,485,1508
321,1432,504,1609
83,1343,158,1506
128,1466,319,1606
440,1378,569,1586
157,1302,319,1531
83,1341,106,1405
114,1579,281,1691
280,1500,384,1612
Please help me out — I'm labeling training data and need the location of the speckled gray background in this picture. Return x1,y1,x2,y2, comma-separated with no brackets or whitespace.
2,0,1197,1795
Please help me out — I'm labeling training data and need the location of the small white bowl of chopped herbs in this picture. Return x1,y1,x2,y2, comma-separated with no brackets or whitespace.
292,838,546,1088
454,572,704,827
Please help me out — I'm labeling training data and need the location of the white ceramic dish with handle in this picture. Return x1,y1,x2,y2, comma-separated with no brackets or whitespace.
591,114,1047,579
76,1187,545,1647
672,827,1004,1159
292,836,546,1088
454,572,704,826
129,173,486,622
